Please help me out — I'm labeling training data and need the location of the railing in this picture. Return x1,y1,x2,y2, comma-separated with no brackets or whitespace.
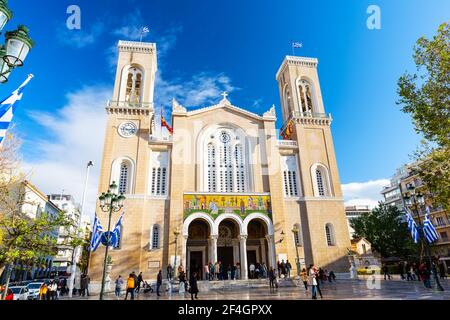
107,100,154,109
280,111,332,132
149,135,173,143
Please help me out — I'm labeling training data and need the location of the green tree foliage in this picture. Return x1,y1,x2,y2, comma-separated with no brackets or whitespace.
350,203,418,258
397,22,450,209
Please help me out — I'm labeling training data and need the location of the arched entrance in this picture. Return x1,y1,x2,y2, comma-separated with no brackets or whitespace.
246,219,269,278
217,219,240,279
187,219,210,280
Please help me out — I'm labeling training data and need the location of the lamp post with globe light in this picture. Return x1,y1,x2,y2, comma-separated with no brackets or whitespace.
98,182,125,300
0,0,34,84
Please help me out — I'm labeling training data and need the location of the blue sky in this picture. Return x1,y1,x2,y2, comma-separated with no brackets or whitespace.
4,0,449,213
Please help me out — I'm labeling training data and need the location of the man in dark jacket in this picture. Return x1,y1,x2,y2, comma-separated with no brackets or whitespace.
189,272,199,300
136,272,143,294
157,270,163,297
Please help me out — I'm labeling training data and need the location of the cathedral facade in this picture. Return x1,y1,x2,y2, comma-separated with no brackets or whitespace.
89,40,351,284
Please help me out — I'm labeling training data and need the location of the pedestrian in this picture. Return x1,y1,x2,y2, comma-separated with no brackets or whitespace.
179,270,187,295
329,270,336,282
214,262,220,280
231,264,236,280
277,261,281,278
125,273,135,300
269,267,275,289
399,262,405,280
227,264,232,280
5,289,14,301
80,274,88,297
439,262,447,279
49,281,58,300
115,275,124,299
204,263,210,281
209,263,215,281
157,270,162,297
310,268,318,299
300,268,308,291
167,264,173,282
281,260,286,278
136,272,143,294
189,272,199,300
382,264,391,280
318,268,325,284
249,263,255,279
39,283,48,300
236,263,241,280
286,260,292,278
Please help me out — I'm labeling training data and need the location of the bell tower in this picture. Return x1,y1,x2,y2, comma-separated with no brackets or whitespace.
276,56,351,271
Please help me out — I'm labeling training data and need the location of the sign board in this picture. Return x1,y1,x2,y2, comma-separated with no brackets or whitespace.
148,261,160,269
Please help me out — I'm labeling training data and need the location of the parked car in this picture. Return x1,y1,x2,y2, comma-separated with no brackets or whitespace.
27,282,44,300
9,286,29,300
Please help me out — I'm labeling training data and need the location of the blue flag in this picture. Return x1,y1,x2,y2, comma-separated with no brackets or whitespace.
423,207,439,244
90,214,104,252
0,74,34,145
111,213,124,248
404,207,419,244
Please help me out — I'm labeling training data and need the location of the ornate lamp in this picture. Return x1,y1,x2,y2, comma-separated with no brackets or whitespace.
0,45,11,83
0,0,12,32
4,25,34,67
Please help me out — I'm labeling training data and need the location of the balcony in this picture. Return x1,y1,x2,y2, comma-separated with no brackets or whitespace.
277,140,298,149
149,135,173,145
107,100,154,115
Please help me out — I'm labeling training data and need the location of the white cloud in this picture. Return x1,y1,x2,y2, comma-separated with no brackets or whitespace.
23,85,111,221
155,71,238,109
58,22,105,49
342,179,389,209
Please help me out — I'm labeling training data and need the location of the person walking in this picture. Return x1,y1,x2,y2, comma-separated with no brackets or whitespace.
286,260,292,278
382,264,391,280
310,268,318,299
236,263,241,280
80,274,87,297
167,264,173,282
136,272,144,294
156,270,163,297
49,281,58,300
39,283,48,300
115,275,124,299
204,263,210,281
125,273,136,300
231,264,236,280
214,262,220,281
439,261,447,279
189,272,199,300
269,267,275,290
300,268,309,291
399,262,406,280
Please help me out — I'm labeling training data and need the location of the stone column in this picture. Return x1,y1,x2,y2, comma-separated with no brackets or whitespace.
181,235,188,271
239,235,248,280
211,235,218,263
260,238,267,265
266,235,276,269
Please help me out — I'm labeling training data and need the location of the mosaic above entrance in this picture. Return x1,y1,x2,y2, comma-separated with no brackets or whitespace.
183,193,272,220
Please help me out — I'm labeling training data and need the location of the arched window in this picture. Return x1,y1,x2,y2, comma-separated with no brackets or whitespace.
150,152,169,196
151,225,160,249
111,157,135,195
325,223,336,246
204,129,247,193
311,163,332,197
282,156,299,197
125,67,143,105
119,163,129,194
298,80,314,114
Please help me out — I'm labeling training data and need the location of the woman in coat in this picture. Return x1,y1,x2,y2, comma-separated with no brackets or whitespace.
189,272,199,300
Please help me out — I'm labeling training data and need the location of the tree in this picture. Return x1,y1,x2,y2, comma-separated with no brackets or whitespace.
397,22,450,209
0,133,79,299
350,203,418,258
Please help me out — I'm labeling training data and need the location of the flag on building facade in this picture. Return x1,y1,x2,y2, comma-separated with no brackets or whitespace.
280,119,294,140
0,74,34,145
161,110,174,134
423,206,439,244
90,214,104,252
111,213,124,248
404,207,419,244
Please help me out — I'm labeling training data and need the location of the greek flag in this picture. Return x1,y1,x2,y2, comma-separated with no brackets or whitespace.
0,74,34,145
404,207,419,244
292,41,303,48
142,26,150,34
90,214,104,252
423,207,439,244
111,213,124,248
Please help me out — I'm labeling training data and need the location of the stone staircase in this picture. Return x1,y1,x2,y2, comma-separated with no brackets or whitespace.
192,278,297,292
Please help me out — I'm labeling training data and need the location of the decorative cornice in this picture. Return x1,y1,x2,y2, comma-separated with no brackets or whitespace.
293,116,332,126
276,56,319,80
106,106,151,116
263,104,277,120
118,40,156,54
172,98,187,115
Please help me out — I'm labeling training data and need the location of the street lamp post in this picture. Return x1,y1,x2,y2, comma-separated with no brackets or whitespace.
403,183,444,291
68,161,94,298
98,182,125,300
173,227,180,279
0,1,34,84
291,226,301,277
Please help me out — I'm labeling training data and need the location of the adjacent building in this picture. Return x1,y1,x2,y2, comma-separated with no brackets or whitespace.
345,205,371,239
89,40,352,287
